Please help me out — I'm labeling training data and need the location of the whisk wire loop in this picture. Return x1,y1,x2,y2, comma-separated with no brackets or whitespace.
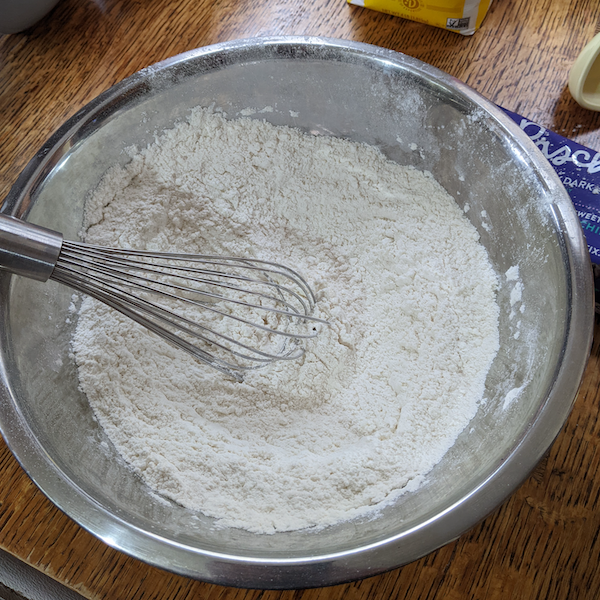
57,250,314,327
53,267,299,381
51,240,326,379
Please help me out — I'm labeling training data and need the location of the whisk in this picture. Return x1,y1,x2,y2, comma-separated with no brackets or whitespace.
0,214,326,381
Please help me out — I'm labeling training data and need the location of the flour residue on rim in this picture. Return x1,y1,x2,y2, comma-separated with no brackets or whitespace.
72,107,500,534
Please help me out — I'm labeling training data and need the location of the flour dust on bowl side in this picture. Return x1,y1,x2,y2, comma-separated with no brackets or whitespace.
0,37,593,589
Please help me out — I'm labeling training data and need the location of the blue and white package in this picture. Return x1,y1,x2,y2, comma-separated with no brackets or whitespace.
502,107,600,308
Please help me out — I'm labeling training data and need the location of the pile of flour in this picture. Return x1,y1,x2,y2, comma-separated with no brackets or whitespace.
72,107,500,534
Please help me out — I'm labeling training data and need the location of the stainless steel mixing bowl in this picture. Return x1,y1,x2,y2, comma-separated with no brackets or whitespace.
0,37,593,589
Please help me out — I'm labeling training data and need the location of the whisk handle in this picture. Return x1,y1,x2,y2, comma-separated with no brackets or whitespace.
0,214,63,282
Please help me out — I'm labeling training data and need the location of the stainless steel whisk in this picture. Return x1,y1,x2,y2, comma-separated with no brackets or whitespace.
0,214,326,381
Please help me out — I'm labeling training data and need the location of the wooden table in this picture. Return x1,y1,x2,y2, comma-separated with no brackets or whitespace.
2,1,600,598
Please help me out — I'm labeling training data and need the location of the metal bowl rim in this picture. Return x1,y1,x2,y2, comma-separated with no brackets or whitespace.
0,35,593,588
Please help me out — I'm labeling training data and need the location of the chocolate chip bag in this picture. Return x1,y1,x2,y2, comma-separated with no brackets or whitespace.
502,107,600,310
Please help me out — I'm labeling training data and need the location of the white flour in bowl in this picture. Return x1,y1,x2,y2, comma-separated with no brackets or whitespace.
72,107,500,534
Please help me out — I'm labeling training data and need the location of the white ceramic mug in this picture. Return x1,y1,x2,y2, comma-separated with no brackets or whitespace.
569,32,600,112
0,0,61,34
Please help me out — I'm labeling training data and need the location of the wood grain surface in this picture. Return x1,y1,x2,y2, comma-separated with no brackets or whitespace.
2,1,600,598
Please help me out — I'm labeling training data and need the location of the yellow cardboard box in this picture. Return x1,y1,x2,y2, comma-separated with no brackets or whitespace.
348,0,493,35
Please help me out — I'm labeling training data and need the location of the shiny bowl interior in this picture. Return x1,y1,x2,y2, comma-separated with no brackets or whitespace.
0,37,593,589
